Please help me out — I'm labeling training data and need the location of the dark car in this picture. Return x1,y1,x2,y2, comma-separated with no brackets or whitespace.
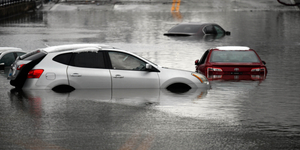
195,46,267,81
164,23,230,41
0,47,26,70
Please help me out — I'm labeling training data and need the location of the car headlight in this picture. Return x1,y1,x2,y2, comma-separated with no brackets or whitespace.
192,73,209,84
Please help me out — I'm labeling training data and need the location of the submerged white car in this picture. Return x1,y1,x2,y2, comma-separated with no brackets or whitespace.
8,44,209,92
0,47,26,70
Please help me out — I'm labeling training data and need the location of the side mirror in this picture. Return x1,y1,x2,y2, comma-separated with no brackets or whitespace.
145,64,159,72
195,59,199,65
225,31,231,35
146,64,153,70
262,61,266,65
0,63,4,70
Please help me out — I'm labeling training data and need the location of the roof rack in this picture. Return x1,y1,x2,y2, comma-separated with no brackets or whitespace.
43,44,115,53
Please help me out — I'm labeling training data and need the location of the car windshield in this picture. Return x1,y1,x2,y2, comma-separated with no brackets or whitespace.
140,56,158,67
131,52,158,67
168,24,201,33
210,51,260,63
214,26,225,34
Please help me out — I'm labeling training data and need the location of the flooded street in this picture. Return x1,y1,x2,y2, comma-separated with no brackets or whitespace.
1,1,300,149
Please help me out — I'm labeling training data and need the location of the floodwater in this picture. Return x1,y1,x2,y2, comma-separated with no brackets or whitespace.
0,3,300,149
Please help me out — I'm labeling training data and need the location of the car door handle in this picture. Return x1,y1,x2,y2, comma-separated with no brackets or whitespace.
71,73,82,77
113,74,124,78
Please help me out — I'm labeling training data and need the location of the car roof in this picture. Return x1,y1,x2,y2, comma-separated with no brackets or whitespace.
35,44,158,67
176,22,219,26
214,46,251,51
169,23,220,30
166,23,223,35
41,44,116,53
0,47,23,53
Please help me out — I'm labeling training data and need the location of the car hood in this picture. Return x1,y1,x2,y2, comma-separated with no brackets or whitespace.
160,66,194,73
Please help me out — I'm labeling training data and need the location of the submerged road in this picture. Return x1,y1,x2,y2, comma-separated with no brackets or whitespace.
1,0,300,149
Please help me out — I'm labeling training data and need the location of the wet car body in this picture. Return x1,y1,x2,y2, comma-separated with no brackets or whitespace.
8,44,210,92
195,46,267,81
0,47,26,70
164,23,230,41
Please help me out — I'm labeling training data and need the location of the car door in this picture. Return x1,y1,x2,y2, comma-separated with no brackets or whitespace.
67,51,111,89
108,51,159,89
197,50,209,75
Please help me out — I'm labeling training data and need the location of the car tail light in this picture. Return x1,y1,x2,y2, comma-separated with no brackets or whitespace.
17,64,25,70
27,69,44,78
208,67,223,72
251,67,265,75
207,67,223,76
251,68,265,72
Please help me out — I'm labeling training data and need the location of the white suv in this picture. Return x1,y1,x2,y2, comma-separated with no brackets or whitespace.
8,44,209,92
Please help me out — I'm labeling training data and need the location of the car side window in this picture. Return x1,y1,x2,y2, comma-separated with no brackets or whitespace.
70,52,105,69
204,25,215,34
213,25,225,35
199,50,209,64
108,52,146,71
53,53,73,65
0,53,15,66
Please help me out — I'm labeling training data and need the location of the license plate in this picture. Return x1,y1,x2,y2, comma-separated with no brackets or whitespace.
230,72,242,75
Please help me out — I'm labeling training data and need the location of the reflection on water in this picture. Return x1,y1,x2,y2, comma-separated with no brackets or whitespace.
6,78,300,136
8,88,208,109
165,33,228,42
6,88,208,134
209,80,300,136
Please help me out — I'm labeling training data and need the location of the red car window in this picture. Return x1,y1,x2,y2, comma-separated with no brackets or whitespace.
210,51,260,63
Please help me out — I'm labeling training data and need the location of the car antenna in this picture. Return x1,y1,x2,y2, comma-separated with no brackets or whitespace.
44,43,50,47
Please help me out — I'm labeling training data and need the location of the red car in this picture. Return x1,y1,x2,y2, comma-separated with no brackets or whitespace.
195,46,267,81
